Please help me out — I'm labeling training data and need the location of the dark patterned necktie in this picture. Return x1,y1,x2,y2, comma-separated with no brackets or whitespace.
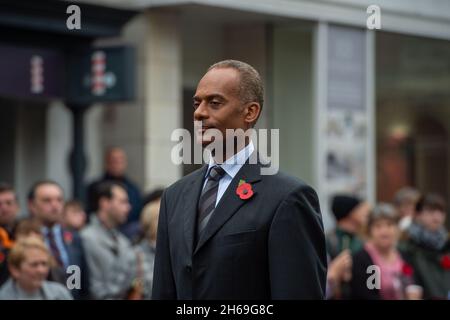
197,165,226,237
47,229,63,267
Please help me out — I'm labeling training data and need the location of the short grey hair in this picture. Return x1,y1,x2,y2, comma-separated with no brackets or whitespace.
368,203,399,230
393,187,420,207
208,60,264,109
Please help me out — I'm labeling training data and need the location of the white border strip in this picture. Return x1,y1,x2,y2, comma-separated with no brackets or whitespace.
366,29,376,205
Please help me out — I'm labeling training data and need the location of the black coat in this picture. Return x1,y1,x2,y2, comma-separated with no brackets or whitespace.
0,247,9,287
399,235,450,300
47,227,90,300
152,161,327,300
349,249,381,300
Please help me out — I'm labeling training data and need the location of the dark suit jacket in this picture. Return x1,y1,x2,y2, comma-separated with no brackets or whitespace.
152,160,327,300
46,226,90,300
349,249,380,300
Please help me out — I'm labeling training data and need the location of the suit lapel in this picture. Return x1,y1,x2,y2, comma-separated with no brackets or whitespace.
183,165,208,256
62,234,72,266
194,161,262,255
59,227,74,266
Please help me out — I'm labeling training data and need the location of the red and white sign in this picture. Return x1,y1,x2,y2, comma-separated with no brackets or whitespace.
91,50,106,95
30,55,44,94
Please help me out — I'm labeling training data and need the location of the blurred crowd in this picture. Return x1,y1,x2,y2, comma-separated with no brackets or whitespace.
0,147,449,300
326,189,450,300
0,147,162,300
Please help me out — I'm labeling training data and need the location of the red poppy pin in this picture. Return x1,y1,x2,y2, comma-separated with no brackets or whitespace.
63,231,73,244
236,179,254,200
440,255,450,270
401,262,414,277
0,251,5,264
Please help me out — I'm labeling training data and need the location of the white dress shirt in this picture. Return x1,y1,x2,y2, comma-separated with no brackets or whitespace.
204,141,255,206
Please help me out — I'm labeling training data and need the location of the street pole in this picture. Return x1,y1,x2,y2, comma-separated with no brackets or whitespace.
67,103,89,202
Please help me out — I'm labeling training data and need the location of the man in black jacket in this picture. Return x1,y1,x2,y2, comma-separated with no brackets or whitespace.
152,60,327,300
86,147,142,240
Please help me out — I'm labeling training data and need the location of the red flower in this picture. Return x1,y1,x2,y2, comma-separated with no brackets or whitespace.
402,263,414,277
440,255,450,270
0,251,5,264
236,180,254,200
63,231,73,244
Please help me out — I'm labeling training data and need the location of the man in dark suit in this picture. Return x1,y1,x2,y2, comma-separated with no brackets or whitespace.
28,180,89,299
86,147,142,225
152,60,327,300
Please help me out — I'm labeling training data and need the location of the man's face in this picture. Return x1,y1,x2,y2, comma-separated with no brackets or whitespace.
64,207,86,231
106,149,127,177
0,191,19,226
369,218,399,250
416,208,446,232
29,184,64,226
106,186,130,226
193,68,249,149
10,248,50,292
349,202,371,229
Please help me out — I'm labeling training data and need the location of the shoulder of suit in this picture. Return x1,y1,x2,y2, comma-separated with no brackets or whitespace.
121,175,140,190
43,281,73,300
0,278,13,297
164,165,207,194
80,221,100,241
255,170,320,211
263,169,312,194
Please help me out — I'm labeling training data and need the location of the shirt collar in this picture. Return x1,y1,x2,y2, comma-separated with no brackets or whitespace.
91,215,120,238
206,141,255,180
41,224,61,236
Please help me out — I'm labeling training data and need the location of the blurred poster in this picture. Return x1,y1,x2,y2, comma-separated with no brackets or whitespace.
324,25,368,204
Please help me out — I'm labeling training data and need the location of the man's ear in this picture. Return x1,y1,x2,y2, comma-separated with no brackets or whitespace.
244,102,261,127
99,197,109,212
9,265,21,280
